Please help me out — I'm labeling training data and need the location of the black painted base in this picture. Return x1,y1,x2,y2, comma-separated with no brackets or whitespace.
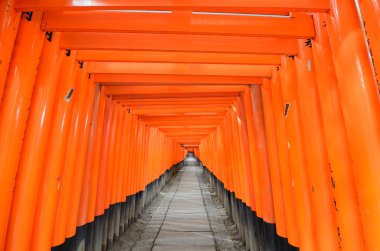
202,164,299,251
52,162,183,251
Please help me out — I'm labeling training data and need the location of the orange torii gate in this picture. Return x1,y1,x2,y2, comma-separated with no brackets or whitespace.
0,0,380,251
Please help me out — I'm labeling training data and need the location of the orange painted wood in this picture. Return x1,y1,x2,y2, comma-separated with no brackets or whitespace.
141,114,225,120
104,85,245,95
249,85,275,223
2,1,380,250
122,113,133,197
119,96,236,103
30,47,78,251
95,96,114,216
119,109,129,202
122,104,232,109
61,32,299,55
5,32,63,251
280,56,316,251
15,0,330,13
104,103,120,208
235,97,255,207
78,50,281,65
72,77,97,229
358,0,380,89
130,107,229,115
42,11,315,38
261,80,287,238
143,120,223,127
295,40,339,250
313,14,365,250
240,88,258,210
111,92,240,99
327,0,380,248
66,73,96,237
86,90,107,222
87,62,272,77
94,74,261,85
0,0,20,104
110,105,124,205
53,58,91,243
0,12,45,250
270,70,299,246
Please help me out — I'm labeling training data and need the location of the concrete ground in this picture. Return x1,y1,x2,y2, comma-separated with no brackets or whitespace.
110,159,245,251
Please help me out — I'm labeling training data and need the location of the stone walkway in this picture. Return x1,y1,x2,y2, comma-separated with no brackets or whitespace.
111,159,244,251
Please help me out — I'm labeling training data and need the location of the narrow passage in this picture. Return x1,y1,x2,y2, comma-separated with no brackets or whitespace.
111,157,244,251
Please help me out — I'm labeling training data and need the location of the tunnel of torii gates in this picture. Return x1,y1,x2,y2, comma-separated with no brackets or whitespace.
0,0,380,251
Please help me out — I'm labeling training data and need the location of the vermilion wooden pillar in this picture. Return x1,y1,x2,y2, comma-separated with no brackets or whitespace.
261,79,287,240
74,76,98,232
327,0,380,248
0,12,44,250
313,14,365,251
270,70,299,247
30,50,79,251
357,0,380,89
295,40,339,251
52,55,90,244
95,96,113,217
0,0,20,104
280,56,316,251
250,85,275,226
87,91,107,223
5,32,63,251
241,92,262,219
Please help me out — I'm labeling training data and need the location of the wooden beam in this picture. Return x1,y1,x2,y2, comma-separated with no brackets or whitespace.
15,0,330,13
88,62,273,77
118,97,237,105
94,74,262,85
111,92,241,99
140,114,224,120
163,131,215,135
61,32,299,55
42,11,315,38
78,51,281,65
103,85,245,95
144,120,223,126
130,107,229,115
157,125,218,129
122,103,233,109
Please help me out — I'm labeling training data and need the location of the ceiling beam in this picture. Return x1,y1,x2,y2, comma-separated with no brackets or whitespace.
157,125,218,129
118,97,237,104
78,51,281,65
61,32,298,55
144,120,223,126
15,0,330,13
111,92,240,99
103,85,245,95
140,114,225,120
94,74,262,85
163,131,215,135
42,11,315,38
88,62,272,77
130,107,229,115
122,103,233,109
160,129,216,134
